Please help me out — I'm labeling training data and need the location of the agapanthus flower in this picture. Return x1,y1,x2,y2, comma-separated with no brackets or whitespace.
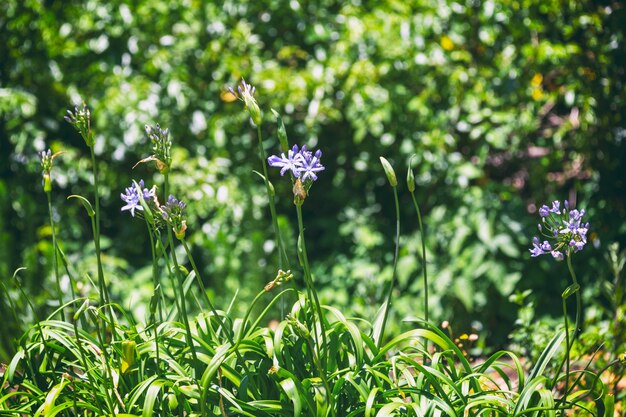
229,79,262,125
298,147,325,182
267,145,304,177
121,180,156,217
268,144,325,203
160,195,188,239
267,144,325,181
65,103,94,146
139,123,172,173
39,149,64,193
530,199,589,260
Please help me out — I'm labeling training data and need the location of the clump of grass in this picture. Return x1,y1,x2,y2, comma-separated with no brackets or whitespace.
0,81,620,417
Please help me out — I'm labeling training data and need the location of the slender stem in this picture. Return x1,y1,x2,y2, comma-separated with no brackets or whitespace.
566,254,582,338
144,220,162,376
47,192,65,321
295,203,327,367
89,146,114,328
166,230,199,368
145,218,163,323
377,187,400,347
561,296,571,411
162,173,199,368
409,192,428,323
256,125,289,270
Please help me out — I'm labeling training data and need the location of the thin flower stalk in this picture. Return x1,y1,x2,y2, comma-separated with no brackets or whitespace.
295,203,328,368
40,149,65,321
376,185,401,348
166,224,199,369
407,159,429,323
257,124,290,271
144,217,163,376
231,80,289,271
65,105,114,328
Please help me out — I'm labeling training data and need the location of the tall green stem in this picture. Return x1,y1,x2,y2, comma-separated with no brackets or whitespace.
376,187,400,348
256,125,289,270
566,254,582,338
166,224,199,368
89,146,114,328
144,220,162,376
553,251,582,410
409,192,428,323
145,221,163,323
295,203,327,367
47,192,65,321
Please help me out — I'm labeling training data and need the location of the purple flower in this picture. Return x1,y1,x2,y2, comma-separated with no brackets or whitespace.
551,250,564,261
121,180,156,217
229,79,262,125
267,145,304,177
161,194,187,238
298,149,325,181
529,237,552,257
267,144,325,182
530,199,589,259
549,201,560,214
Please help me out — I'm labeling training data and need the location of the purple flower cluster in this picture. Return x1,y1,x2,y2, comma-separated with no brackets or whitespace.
530,200,589,260
267,145,325,182
161,195,188,238
161,195,186,221
120,180,156,217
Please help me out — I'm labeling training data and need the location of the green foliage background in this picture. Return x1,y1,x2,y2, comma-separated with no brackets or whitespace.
1,0,625,361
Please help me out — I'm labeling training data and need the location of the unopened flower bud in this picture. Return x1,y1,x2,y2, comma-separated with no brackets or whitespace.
407,166,415,193
233,79,262,126
246,99,262,126
379,157,398,187
174,221,187,240
271,109,290,152
293,178,307,204
43,173,52,193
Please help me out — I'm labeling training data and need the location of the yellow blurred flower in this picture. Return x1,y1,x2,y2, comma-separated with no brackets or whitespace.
531,73,543,87
441,35,454,51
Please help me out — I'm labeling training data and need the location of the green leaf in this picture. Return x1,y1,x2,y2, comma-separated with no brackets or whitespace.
67,195,95,217
562,283,580,299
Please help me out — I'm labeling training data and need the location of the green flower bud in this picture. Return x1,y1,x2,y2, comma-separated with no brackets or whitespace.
230,79,263,126
246,98,263,126
379,156,397,187
43,173,52,193
407,155,416,193
271,108,289,152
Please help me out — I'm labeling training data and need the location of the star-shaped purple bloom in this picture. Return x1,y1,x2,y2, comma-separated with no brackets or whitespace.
268,145,304,178
121,179,155,217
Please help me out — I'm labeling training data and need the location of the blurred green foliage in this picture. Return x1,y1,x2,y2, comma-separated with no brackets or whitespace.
1,0,625,360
